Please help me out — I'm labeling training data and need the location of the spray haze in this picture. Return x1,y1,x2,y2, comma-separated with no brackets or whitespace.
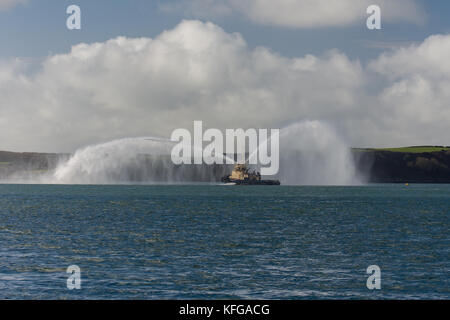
43,121,359,185
52,137,233,184
278,121,360,185
0,122,359,185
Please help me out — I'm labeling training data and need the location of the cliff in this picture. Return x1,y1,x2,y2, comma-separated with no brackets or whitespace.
353,147,450,183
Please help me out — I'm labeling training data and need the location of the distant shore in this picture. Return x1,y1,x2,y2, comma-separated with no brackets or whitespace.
353,146,450,183
1,147,450,183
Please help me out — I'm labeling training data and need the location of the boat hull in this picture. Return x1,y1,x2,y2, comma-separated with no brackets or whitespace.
221,177,280,185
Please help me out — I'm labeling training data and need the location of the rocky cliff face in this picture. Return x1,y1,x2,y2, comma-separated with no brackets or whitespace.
353,149,450,183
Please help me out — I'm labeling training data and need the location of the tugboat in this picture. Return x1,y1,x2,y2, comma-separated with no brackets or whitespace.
221,164,280,185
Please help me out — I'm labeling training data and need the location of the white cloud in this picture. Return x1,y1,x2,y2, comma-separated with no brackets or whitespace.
0,0,27,11
367,34,450,144
0,20,449,153
161,0,425,28
370,35,450,79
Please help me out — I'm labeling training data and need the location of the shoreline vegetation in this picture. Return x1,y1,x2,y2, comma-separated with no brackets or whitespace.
1,146,450,183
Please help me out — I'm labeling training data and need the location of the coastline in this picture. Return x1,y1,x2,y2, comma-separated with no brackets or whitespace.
2,147,450,184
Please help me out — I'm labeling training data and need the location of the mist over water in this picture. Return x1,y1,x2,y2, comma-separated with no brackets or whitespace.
278,121,360,185
1,121,360,185
52,137,229,184
48,121,359,185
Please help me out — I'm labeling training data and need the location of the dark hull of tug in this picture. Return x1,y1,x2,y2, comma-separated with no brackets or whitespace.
221,177,280,185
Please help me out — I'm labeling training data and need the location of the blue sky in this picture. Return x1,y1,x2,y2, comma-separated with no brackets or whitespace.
1,0,450,61
1,0,450,152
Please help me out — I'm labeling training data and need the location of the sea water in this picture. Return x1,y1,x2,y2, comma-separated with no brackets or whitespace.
0,184,448,299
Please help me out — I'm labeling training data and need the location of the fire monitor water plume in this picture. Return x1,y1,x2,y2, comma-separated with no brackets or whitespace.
46,121,359,185
277,121,359,185
52,137,231,184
